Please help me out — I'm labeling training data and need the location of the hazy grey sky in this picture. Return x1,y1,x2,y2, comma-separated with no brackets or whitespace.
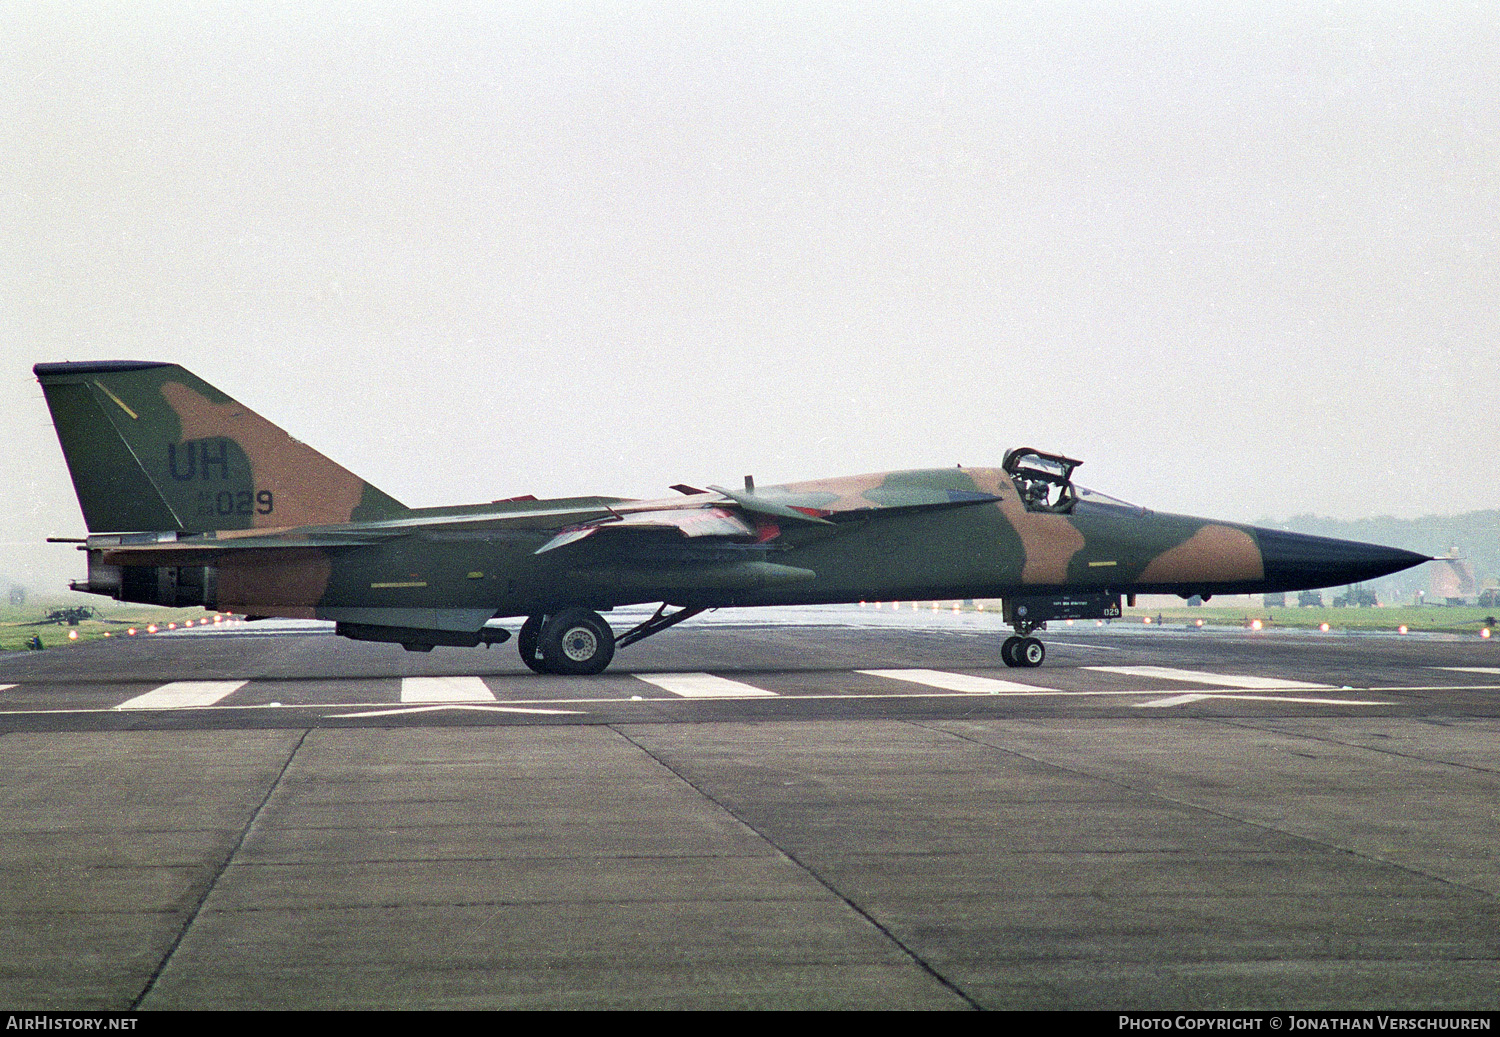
4,2,1497,588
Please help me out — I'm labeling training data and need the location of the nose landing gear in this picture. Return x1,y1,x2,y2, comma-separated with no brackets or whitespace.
1001,632,1046,668
999,592,1122,668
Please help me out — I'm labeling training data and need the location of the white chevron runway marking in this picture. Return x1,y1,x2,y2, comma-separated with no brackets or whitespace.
857,669,1044,694
332,704,579,718
1134,692,1384,708
1087,666,1332,689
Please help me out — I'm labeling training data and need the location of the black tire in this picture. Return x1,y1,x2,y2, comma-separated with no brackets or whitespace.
518,614,549,673
1001,635,1022,667
539,609,616,675
1019,637,1045,668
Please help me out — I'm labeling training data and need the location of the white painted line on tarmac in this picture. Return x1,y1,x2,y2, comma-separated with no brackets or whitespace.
401,676,497,703
333,703,578,718
633,673,778,698
1134,691,1385,708
115,681,248,710
858,669,1045,694
1087,666,1332,689
1434,667,1500,675
1043,640,1122,651
1136,693,1214,707
0,683,1416,718
1368,684,1500,692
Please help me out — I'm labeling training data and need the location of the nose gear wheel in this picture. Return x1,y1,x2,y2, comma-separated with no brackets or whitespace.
1002,634,1046,668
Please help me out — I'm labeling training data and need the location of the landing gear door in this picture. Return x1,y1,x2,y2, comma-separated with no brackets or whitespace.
1003,448,1082,513
1004,592,1122,627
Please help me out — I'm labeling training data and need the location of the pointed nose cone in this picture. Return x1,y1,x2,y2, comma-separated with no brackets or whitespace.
1256,528,1430,591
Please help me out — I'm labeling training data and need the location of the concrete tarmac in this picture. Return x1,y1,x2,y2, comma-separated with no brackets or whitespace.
0,608,1497,1010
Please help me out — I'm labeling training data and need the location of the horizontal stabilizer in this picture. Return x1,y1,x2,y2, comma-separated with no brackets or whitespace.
96,528,409,566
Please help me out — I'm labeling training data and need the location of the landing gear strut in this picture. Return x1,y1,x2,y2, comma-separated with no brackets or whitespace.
517,615,548,673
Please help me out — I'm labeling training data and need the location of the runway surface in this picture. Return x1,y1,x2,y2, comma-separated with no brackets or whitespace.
1,606,1497,1009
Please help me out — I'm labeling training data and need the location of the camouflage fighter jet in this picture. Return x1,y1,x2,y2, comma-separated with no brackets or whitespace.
35,361,1430,673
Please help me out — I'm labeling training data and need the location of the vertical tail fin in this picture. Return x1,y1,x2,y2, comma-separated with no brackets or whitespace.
35,361,407,533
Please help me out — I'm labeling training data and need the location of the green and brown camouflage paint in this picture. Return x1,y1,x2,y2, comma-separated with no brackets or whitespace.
35,362,1425,636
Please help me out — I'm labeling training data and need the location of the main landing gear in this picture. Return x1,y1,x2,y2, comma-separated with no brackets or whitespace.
518,610,615,675
518,604,705,675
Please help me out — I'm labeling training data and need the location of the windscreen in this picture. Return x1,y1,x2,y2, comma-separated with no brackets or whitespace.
1074,485,1143,511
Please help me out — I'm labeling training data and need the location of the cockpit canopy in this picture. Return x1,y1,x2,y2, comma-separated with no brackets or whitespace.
1003,447,1081,513
1003,447,1143,514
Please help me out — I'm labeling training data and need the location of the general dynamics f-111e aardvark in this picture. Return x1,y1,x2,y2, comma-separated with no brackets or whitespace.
35,361,1430,674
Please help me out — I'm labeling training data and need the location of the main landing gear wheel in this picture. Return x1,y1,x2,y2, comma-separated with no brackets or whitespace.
518,615,548,673
539,609,616,675
1002,635,1046,668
